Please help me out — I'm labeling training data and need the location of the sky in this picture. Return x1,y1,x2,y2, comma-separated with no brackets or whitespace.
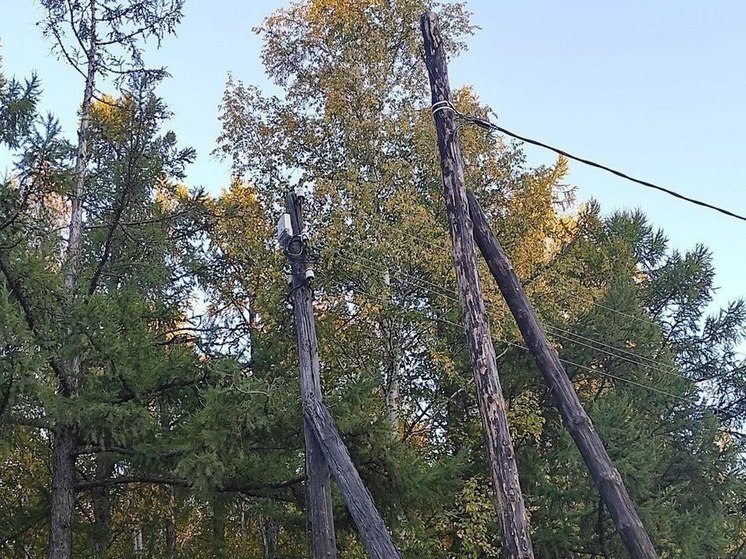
1,0,744,314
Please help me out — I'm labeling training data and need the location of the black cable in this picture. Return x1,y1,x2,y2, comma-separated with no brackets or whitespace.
493,124,746,223
436,101,746,223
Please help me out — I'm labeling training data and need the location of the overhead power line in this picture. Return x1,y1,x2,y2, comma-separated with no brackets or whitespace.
330,251,746,439
431,100,746,223
336,249,684,381
335,252,685,381
332,255,700,405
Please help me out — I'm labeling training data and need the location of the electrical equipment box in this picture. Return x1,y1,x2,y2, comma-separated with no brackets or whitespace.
277,213,292,247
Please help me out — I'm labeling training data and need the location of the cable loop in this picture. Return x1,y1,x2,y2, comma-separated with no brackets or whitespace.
431,99,458,117
285,235,304,257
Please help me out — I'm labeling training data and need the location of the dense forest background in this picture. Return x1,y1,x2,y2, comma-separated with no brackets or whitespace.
0,0,744,558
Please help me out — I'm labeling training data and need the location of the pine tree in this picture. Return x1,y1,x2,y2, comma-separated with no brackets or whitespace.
32,2,185,557
0,52,214,559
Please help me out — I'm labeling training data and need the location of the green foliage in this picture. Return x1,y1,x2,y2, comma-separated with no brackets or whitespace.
1,1,744,558
0,55,40,148
38,0,184,80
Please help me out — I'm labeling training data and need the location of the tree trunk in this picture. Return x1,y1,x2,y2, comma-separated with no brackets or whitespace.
384,327,401,434
64,0,96,288
133,528,143,555
48,426,76,559
597,496,609,558
383,284,401,435
385,361,400,432
261,518,279,559
165,487,177,559
91,455,115,559
50,3,98,557
211,497,227,559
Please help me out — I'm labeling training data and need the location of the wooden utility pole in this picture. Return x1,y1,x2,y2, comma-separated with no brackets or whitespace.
304,395,403,559
421,12,535,559
284,192,337,559
283,193,401,559
466,189,659,559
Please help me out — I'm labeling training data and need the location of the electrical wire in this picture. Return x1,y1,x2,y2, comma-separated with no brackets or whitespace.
351,233,743,370
545,328,684,382
433,100,746,223
337,252,737,421
328,257,745,437
495,124,746,222
333,252,463,307
497,339,698,404
348,232,668,333
543,324,679,376
331,252,697,400
336,249,683,379
390,232,746,370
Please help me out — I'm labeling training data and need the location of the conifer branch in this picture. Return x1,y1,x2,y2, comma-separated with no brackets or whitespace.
0,254,67,386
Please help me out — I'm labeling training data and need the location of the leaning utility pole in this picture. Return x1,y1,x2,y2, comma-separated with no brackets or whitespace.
421,12,534,559
303,395,403,559
466,189,658,559
281,192,402,559
283,192,337,559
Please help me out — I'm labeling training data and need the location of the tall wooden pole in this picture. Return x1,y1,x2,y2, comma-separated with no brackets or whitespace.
303,395,403,559
421,12,534,559
466,189,659,559
285,193,337,559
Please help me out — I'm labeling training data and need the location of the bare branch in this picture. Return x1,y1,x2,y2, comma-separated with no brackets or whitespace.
75,475,191,491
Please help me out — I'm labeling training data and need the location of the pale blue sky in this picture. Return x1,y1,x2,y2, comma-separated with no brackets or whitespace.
1,1,744,312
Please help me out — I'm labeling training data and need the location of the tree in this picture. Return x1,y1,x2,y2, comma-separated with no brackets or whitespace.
0,69,214,559
505,205,746,556
0,55,69,557
216,2,745,556
1,1,743,556
32,2,185,557
0,48,40,149
215,0,572,555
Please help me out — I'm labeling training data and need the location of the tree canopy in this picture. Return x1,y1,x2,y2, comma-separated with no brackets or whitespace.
0,1,744,558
